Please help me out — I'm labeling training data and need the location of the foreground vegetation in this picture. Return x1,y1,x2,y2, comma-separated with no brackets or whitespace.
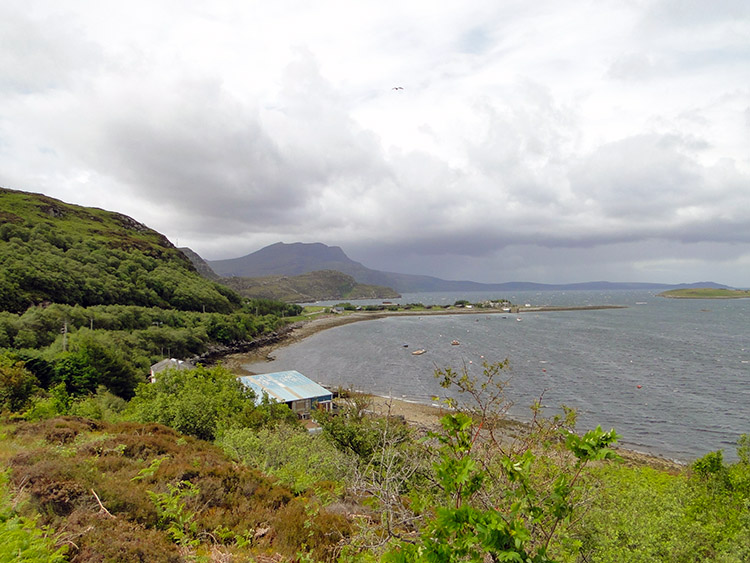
1,359,749,562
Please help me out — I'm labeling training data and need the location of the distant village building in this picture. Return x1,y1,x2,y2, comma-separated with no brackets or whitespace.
238,370,333,418
149,358,194,383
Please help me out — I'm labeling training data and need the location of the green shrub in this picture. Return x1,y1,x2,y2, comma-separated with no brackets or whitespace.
0,352,39,412
563,439,750,563
692,450,724,478
68,386,128,422
218,423,356,494
126,365,255,441
23,383,70,421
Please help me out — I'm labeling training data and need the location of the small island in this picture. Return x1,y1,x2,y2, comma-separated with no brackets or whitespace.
659,288,750,299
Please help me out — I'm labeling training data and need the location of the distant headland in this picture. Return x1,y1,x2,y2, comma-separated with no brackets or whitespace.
659,288,750,299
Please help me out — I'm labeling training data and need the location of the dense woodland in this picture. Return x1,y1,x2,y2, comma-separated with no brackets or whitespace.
1,188,750,562
0,188,301,400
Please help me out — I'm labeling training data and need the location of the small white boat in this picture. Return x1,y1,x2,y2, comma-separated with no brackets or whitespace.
412,349,426,355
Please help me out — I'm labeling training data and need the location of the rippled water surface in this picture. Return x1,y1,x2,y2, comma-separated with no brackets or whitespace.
244,290,750,461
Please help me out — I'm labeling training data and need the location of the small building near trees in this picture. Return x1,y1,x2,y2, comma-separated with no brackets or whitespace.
149,358,194,383
238,370,333,417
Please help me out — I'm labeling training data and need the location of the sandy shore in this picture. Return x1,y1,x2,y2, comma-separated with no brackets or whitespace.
223,308,684,472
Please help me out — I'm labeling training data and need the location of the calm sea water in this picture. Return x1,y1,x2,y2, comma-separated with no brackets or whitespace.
244,290,750,462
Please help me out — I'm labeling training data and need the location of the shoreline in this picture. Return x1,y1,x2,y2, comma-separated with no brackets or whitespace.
222,304,625,371
222,305,685,472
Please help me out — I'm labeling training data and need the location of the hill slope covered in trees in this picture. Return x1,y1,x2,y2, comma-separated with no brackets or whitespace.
219,270,400,302
0,187,301,400
0,187,240,314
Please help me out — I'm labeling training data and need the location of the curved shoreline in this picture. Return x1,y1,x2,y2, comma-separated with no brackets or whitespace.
223,304,626,369
222,305,684,471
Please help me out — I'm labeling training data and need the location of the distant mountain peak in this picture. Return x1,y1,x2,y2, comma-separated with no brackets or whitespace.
206,241,733,294
209,241,365,278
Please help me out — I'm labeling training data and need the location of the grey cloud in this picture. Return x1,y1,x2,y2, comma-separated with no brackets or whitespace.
464,82,578,206
569,134,750,242
348,128,750,266
1,1,748,287
45,52,390,237
571,134,704,219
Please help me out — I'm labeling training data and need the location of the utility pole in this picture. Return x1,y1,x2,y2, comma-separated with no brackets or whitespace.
62,321,68,352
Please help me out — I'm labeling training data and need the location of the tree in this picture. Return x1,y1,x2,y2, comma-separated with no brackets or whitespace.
126,365,257,441
0,353,39,412
53,351,99,396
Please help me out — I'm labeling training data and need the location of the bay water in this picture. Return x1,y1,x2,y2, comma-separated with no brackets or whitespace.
243,290,749,462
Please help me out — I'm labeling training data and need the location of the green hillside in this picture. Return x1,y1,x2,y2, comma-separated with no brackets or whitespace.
219,269,400,302
0,187,240,313
0,187,300,400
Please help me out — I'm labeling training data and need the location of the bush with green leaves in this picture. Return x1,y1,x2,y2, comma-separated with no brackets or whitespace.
314,393,412,461
554,437,750,562
22,383,71,422
383,413,619,562
126,364,257,441
0,301,293,403
0,352,39,412
68,385,128,421
217,423,356,494
377,361,620,562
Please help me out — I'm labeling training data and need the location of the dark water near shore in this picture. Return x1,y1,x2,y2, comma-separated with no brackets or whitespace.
244,290,750,462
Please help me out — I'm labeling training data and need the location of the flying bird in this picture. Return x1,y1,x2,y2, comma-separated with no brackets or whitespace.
392,86,404,90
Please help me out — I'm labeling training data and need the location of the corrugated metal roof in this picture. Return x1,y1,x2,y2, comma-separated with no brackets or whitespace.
238,370,332,405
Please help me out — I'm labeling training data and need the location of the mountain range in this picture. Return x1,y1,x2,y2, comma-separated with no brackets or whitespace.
204,242,731,294
0,185,729,307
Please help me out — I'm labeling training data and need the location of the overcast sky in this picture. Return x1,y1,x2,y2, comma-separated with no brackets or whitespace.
1,1,749,286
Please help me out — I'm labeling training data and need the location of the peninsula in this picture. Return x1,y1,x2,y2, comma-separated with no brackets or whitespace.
659,288,750,299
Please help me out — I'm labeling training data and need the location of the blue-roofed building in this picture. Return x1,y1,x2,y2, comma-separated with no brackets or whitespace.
238,370,333,417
